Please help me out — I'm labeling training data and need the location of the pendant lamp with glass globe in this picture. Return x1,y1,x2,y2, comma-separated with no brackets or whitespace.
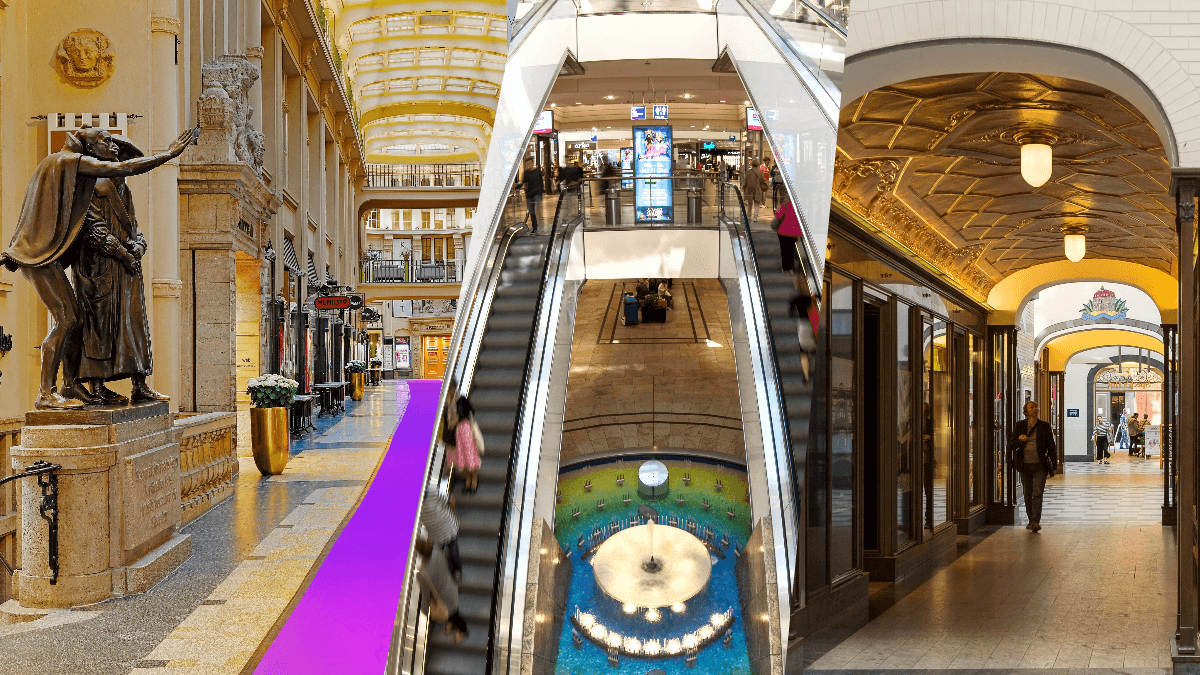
1061,224,1088,263
1014,129,1056,188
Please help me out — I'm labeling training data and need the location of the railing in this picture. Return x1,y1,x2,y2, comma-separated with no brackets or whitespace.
365,163,482,188
0,461,60,585
175,413,239,527
0,418,21,602
359,259,461,284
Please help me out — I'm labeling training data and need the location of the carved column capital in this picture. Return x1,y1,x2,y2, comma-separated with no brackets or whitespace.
151,16,181,35
246,45,265,61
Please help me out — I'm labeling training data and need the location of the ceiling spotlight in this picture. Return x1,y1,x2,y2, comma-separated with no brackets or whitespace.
623,603,637,614
743,100,750,105
682,93,693,99
719,100,727,103
550,103,556,107
1014,128,1056,187
605,95,615,100
671,603,686,613
645,608,661,622
1062,224,1089,263
575,102,582,105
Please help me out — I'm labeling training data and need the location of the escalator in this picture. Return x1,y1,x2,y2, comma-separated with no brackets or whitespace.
423,233,550,675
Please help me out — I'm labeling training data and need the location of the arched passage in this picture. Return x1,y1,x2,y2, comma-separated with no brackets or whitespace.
1043,328,1164,371
987,260,1178,324
844,1,1199,166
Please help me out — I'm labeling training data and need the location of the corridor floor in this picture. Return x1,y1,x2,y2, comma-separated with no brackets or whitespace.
809,449,1175,673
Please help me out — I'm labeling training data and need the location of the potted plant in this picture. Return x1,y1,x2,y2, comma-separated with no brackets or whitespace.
247,373,299,475
346,360,367,401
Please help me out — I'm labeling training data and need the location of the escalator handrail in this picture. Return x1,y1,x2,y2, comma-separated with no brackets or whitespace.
487,189,582,675
788,0,848,38
717,181,803,607
388,194,527,675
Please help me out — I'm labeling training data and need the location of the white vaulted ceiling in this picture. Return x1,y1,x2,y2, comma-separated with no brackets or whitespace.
331,0,507,164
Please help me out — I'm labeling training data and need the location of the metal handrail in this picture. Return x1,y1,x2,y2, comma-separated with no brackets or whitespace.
0,460,61,584
717,181,805,617
487,189,581,675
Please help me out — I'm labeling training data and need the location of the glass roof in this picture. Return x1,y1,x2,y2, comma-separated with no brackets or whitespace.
331,0,507,164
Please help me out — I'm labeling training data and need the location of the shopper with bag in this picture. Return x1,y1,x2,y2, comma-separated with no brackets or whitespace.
1092,414,1113,465
415,536,469,643
1008,400,1058,532
771,197,817,383
452,395,484,494
1128,413,1144,457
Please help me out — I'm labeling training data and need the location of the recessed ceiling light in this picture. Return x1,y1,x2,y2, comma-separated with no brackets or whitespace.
550,103,556,107
607,126,611,129
575,102,582,105
719,100,726,103
682,93,693,99
605,95,615,100
691,125,695,127
744,100,750,105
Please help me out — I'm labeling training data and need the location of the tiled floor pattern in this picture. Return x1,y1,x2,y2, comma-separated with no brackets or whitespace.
561,278,745,460
599,281,712,344
120,385,408,675
809,522,1176,671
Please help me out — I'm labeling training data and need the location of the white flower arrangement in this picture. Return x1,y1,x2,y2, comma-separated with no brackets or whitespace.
247,373,300,409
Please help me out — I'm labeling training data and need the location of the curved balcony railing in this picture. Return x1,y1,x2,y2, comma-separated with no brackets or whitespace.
365,163,483,189
359,259,461,284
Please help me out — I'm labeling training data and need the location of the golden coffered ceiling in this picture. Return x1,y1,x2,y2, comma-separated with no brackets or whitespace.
835,72,1176,303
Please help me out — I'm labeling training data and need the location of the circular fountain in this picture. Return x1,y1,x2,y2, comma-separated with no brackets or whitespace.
591,523,712,609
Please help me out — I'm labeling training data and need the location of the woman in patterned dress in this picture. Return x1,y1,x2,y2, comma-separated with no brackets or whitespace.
452,396,483,494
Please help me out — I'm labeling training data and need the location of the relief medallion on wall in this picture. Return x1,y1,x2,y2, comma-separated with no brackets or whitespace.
56,29,115,88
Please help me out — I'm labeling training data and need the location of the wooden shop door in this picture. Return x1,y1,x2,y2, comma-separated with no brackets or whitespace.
423,335,452,380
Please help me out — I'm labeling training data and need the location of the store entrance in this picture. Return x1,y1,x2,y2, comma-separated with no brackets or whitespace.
422,334,451,380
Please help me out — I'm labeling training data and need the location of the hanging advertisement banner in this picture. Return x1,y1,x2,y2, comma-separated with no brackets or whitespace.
621,146,634,190
633,125,673,223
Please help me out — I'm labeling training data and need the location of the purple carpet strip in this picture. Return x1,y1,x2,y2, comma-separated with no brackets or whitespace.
255,379,440,674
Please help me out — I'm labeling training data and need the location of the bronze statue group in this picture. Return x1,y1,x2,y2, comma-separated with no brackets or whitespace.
2,125,196,409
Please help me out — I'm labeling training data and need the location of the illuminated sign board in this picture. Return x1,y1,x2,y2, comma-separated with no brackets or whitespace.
633,125,673,223
314,296,351,310
746,107,762,131
533,109,554,134
653,104,669,120
631,105,646,120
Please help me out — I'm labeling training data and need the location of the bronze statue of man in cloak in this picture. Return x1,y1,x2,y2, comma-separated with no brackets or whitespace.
0,125,196,410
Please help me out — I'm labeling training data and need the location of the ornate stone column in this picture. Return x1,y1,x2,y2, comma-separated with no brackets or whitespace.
151,10,183,411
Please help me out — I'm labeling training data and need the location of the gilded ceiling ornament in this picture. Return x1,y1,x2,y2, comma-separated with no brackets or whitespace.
965,124,1092,147
55,29,115,89
833,160,995,301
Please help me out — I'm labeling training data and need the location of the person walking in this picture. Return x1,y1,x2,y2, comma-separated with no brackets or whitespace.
415,535,470,643
452,395,484,494
420,484,463,583
742,158,768,221
769,160,784,211
521,160,544,234
1128,413,1143,457
1008,400,1058,532
1092,413,1113,465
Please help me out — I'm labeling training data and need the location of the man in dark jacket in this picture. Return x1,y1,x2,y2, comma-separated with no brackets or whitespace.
1008,400,1058,532
521,161,544,234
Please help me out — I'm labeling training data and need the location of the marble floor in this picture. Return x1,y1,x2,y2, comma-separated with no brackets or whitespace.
809,449,1175,673
0,383,404,675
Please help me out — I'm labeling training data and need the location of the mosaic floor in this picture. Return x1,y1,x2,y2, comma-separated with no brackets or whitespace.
553,458,754,675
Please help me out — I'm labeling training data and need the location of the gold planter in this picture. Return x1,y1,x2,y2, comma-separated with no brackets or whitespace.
350,372,365,401
250,407,290,476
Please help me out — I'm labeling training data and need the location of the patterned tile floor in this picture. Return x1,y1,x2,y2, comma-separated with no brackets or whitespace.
809,448,1174,673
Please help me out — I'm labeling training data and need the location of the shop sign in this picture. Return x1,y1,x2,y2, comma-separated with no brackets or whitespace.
631,105,646,120
315,296,351,310
702,142,716,150
1067,409,1079,417
1080,286,1128,321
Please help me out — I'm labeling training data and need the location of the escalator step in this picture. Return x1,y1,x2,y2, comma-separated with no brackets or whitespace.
424,650,486,675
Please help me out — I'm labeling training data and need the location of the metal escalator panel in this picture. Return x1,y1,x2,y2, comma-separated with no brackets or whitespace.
716,0,839,293
421,233,551,675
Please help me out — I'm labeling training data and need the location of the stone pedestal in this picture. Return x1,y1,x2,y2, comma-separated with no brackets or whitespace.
8,402,191,609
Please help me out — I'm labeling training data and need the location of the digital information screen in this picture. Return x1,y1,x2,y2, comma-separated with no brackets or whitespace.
533,109,554,134
621,146,634,190
633,125,673,222
747,107,762,131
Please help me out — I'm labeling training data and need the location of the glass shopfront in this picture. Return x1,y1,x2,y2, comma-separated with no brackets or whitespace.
820,222,987,584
